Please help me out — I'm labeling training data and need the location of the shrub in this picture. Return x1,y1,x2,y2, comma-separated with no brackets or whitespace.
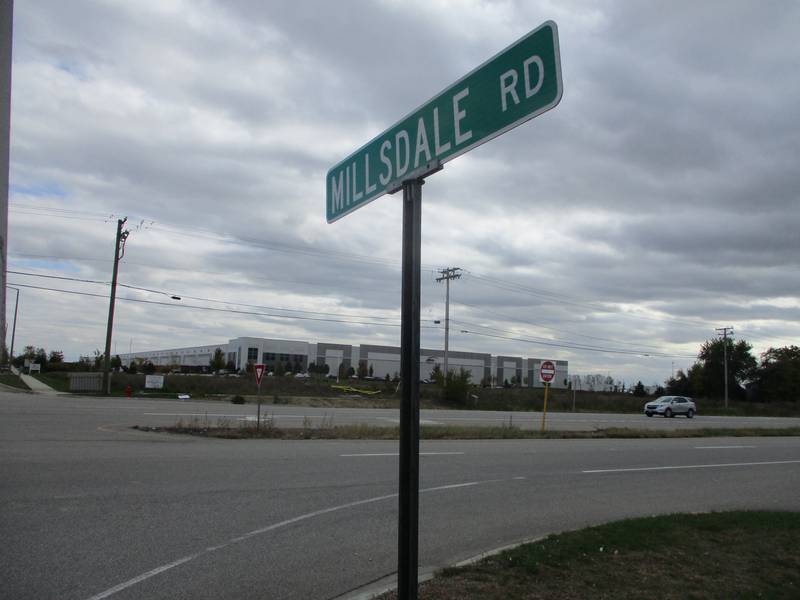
231,395,246,404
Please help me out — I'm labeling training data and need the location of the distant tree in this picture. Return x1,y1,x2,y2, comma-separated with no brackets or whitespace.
110,355,122,370
308,361,321,375
128,361,138,375
347,366,356,378
293,359,302,373
275,361,286,377
754,346,800,403
142,361,156,375
368,363,374,378
430,363,444,386
210,348,226,372
35,347,49,369
93,349,104,370
666,369,691,395
357,360,368,379
442,368,472,405
697,338,757,400
225,360,236,371
632,381,647,397
337,362,347,380
48,350,64,364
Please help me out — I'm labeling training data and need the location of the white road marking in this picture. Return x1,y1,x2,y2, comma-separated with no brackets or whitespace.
143,412,249,418
83,476,520,600
694,445,757,449
143,412,328,418
583,459,800,474
340,452,465,457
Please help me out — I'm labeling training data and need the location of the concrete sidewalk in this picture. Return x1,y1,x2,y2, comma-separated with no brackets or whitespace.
18,373,60,394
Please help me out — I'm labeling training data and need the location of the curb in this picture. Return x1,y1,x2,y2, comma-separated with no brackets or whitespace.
337,536,545,599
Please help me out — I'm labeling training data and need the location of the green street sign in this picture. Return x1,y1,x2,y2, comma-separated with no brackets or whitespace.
327,20,562,223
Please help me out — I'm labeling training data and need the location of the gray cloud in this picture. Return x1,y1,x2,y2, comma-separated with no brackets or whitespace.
7,1,800,386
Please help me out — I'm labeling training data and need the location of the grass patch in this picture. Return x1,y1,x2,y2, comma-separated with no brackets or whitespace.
381,511,800,599
0,373,30,390
30,373,70,392
137,420,800,441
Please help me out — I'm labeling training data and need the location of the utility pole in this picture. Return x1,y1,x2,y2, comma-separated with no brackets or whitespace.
435,267,461,377
1,1,14,365
715,326,734,410
103,218,129,395
8,284,17,362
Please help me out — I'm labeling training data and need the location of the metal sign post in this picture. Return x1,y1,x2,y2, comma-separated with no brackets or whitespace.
254,364,265,431
397,177,422,599
539,360,555,432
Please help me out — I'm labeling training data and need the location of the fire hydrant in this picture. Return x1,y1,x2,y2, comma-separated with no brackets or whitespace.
125,384,133,398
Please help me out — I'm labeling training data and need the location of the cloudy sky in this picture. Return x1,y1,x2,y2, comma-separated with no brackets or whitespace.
7,0,799,386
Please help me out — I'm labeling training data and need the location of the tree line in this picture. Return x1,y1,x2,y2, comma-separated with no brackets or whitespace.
666,338,799,403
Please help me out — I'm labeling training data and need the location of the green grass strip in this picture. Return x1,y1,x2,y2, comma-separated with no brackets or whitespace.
381,511,800,599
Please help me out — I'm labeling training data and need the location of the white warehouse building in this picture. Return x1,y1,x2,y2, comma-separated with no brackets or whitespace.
120,336,569,389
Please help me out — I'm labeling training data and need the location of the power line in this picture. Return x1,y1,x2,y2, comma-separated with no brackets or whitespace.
457,326,697,359
454,300,669,351
8,270,701,358
8,282,442,330
8,270,402,322
464,270,711,330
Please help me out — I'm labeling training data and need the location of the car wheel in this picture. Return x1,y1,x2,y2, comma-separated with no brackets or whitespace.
664,408,673,418
687,408,694,419
645,412,653,417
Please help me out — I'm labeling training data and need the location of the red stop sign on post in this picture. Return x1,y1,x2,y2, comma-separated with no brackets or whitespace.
539,360,556,383
254,364,266,386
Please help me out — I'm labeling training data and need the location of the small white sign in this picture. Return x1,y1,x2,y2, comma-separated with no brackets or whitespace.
28,363,41,373
145,375,165,389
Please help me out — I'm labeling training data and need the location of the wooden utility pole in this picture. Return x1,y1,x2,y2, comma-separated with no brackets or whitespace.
435,267,461,377
103,218,129,395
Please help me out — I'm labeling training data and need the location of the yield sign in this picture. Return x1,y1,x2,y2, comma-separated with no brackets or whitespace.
254,364,266,386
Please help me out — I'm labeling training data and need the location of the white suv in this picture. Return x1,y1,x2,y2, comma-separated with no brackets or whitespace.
644,395,696,418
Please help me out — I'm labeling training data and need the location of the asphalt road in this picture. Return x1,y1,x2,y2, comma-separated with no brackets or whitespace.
2,391,799,600
9,391,800,433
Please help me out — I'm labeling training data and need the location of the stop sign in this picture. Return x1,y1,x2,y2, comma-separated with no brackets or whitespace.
539,360,556,383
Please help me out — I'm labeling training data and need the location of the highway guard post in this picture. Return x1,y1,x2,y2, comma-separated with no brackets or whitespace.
327,21,562,598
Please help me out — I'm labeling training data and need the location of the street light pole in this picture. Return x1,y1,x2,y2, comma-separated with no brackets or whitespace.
103,218,129,395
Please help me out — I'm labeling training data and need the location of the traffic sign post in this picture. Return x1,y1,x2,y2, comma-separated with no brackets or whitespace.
327,21,561,599
254,364,265,431
539,360,556,432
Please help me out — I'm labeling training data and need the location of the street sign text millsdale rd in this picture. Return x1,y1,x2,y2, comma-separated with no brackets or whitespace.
326,20,562,223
